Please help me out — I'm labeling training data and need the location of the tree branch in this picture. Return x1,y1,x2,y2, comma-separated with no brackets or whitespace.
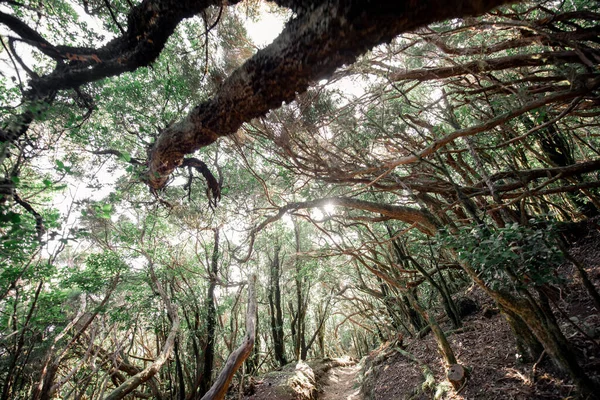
11,0,243,96
200,274,257,400
235,196,438,263
389,51,586,82
145,0,518,189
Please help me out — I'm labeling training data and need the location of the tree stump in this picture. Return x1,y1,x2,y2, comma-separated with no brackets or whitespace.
447,363,467,389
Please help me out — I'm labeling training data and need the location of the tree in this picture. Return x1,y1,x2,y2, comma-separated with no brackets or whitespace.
268,242,287,366
1,0,516,196
2,0,600,398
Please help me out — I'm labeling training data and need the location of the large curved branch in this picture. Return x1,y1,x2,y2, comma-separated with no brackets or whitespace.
387,158,600,197
9,0,242,96
146,0,518,189
235,196,438,262
389,50,587,82
270,197,436,233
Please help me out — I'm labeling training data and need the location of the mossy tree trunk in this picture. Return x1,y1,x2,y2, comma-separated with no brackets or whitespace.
459,260,598,396
405,291,457,367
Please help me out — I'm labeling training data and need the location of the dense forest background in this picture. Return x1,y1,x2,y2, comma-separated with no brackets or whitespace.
1,0,600,399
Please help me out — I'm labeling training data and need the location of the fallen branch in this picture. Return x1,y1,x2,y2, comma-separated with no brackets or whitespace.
103,264,179,400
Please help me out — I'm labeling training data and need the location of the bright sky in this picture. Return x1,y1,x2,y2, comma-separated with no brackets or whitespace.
1,2,339,257
244,5,287,48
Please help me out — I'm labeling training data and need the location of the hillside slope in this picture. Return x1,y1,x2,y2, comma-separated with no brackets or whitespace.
362,228,600,399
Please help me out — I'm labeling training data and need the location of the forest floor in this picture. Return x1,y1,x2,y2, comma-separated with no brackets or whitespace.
241,358,358,400
241,223,600,399
320,363,362,400
362,223,600,399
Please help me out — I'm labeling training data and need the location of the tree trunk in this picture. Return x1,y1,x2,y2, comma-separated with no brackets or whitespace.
405,291,458,367
268,244,287,367
500,306,543,363
458,259,598,396
104,265,179,400
1,280,42,400
200,275,257,400
293,219,307,360
245,311,260,375
561,244,600,314
200,228,220,396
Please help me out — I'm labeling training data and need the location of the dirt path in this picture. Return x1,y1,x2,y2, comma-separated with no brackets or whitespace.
320,364,363,400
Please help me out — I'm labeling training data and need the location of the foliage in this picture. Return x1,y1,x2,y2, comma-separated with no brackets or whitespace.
1,0,599,398
439,222,565,290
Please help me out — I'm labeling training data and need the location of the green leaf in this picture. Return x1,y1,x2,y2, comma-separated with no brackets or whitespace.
119,152,132,162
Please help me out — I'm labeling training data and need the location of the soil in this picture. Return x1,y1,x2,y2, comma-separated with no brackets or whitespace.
362,226,600,399
241,225,600,399
320,364,363,400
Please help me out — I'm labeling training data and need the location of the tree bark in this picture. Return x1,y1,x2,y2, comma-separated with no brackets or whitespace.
268,244,287,367
200,275,257,400
293,220,307,360
199,228,220,396
146,0,518,188
501,307,543,363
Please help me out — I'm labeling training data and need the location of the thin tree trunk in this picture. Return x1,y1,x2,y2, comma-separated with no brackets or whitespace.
405,291,457,366
200,275,257,400
458,259,598,396
200,229,220,396
293,219,307,360
103,264,178,400
268,244,287,366
1,280,42,400
560,244,600,313
501,306,543,362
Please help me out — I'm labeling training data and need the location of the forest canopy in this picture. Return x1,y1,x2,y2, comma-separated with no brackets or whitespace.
1,0,600,399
